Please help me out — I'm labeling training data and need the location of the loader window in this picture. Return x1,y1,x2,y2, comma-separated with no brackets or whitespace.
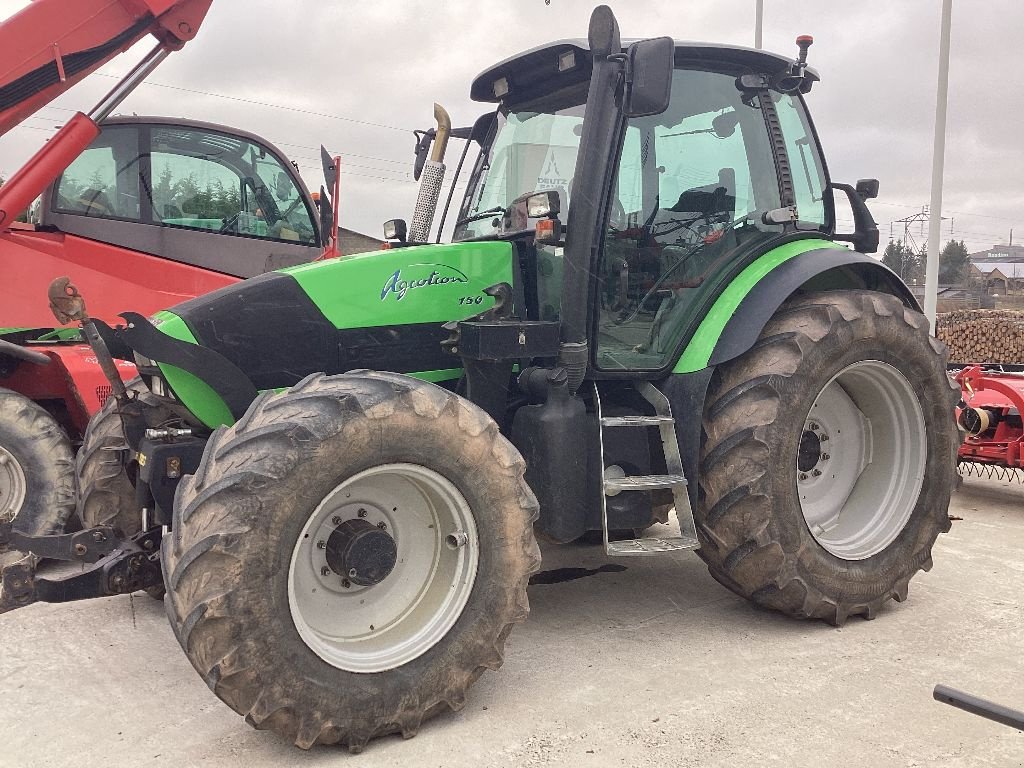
54,126,141,220
595,67,784,371
145,126,317,244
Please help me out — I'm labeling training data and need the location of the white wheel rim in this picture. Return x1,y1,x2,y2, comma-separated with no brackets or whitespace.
797,361,927,560
0,445,27,523
288,463,479,673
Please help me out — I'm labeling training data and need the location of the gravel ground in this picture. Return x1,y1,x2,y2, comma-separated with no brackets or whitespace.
1,474,1022,767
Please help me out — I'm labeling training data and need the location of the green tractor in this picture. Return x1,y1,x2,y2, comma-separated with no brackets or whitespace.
1,6,958,752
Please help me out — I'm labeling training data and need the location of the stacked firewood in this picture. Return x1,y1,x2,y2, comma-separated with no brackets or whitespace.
936,309,1024,363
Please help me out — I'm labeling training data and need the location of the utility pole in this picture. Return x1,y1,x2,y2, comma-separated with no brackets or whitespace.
924,0,953,332
754,0,764,49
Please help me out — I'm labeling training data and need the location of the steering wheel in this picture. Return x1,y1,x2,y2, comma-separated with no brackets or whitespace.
612,211,752,326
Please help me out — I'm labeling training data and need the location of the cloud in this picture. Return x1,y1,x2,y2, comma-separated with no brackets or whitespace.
1,0,1022,250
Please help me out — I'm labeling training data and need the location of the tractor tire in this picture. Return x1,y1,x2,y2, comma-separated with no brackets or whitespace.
0,388,75,538
76,378,146,536
163,371,540,752
696,291,959,626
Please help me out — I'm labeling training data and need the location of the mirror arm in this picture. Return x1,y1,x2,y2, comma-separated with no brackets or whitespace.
831,182,880,254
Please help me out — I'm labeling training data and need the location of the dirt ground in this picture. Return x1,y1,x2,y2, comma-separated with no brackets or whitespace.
2,475,1022,767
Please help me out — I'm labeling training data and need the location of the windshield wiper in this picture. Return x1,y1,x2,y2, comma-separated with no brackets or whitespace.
454,206,506,228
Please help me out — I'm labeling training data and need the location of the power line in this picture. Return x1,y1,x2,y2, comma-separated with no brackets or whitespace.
93,71,413,133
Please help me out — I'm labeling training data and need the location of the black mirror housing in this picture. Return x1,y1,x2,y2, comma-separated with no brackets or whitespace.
383,218,408,243
856,178,880,200
626,37,674,117
831,182,880,254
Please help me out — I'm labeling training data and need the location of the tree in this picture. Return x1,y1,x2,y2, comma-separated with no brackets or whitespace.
939,239,970,285
882,240,922,282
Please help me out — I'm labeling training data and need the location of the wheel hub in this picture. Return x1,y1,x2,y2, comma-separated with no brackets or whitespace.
797,429,823,473
325,518,397,587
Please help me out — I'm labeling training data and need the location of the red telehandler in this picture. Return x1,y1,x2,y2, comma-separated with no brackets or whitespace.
0,0,342,543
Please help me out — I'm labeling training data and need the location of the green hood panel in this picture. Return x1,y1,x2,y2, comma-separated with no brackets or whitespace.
283,241,514,328
150,241,515,429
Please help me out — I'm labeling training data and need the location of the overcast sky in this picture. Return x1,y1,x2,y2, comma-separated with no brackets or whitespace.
2,0,1022,254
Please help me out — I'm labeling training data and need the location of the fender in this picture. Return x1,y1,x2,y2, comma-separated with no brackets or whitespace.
674,241,918,374
665,239,919,509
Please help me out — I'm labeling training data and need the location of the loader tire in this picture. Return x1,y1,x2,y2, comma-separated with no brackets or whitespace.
76,378,146,536
696,291,959,625
0,388,75,537
163,372,540,752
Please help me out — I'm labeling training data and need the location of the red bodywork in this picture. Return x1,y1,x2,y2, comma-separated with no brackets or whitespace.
0,0,215,438
955,366,1024,473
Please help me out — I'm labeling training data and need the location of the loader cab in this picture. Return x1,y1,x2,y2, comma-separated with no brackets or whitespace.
456,39,844,374
41,117,322,277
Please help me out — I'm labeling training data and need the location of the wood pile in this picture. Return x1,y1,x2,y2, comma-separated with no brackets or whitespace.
936,309,1024,363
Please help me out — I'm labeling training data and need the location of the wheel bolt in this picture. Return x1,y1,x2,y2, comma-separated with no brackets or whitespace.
799,473,808,481
341,579,351,588
332,515,342,525
377,521,387,530
821,435,829,442
809,422,819,431
358,509,368,518
348,568,358,578
821,453,830,460
316,540,326,549
813,469,822,477
446,531,469,549
321,566,330,576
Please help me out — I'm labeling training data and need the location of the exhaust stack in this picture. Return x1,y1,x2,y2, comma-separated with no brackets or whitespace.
408,103,451,243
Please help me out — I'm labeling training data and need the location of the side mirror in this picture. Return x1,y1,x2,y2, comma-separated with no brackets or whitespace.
625,37,674,117
318,185,334,242
384,218,408,243
413,129,434,181
856,178,880,201
831,182,879,254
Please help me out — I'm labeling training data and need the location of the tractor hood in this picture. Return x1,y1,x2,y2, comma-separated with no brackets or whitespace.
146,241,514,428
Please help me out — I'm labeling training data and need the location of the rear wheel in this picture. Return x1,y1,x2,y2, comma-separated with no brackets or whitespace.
163,372,540,751
0,389,75,539
696,291,959,625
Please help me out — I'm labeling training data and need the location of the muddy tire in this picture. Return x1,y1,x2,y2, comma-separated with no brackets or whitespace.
0,388,75,537
696,291,959,625
76,378,145,536
162,372,540,751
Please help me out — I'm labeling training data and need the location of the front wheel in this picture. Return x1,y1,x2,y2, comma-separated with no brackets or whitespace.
162,372,540,751
696,291,959,625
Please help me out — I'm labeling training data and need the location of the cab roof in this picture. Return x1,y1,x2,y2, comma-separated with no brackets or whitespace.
470,39,819,104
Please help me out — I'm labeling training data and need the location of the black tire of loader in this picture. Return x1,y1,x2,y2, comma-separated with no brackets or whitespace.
695,291,960,626
162,371,541,752
76,378,145,536
0,388,75,536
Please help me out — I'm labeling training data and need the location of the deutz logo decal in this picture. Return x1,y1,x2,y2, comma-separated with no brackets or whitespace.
381,264,469,301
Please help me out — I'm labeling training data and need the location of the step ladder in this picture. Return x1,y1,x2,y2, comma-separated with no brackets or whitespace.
595,381,700,557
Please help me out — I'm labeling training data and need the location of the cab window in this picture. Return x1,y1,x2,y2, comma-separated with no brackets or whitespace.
776,93,829,229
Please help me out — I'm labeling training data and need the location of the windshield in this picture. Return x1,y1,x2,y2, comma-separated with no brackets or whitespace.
454,99,585,241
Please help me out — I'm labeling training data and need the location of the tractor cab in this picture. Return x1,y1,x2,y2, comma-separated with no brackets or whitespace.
452,36,869,375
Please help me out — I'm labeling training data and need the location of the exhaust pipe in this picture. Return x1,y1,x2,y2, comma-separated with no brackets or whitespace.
408,103,451,243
